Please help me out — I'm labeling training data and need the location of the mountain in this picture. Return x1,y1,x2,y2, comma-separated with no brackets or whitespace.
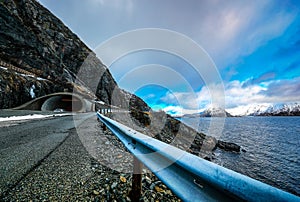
227,103,300,116
181,107,233,118
200,107,233,117
178,103,300,118
0,0,149,111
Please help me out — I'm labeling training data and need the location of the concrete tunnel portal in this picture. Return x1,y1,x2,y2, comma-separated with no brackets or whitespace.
41,95,82,111
13,92,95,112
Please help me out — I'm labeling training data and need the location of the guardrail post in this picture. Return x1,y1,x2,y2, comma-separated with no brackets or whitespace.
102,123,106,131
130,156,143,201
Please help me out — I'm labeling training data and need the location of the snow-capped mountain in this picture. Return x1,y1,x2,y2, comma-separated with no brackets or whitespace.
199,107,233,117
227,103,300,116
177,103,300,118
182,107,233,117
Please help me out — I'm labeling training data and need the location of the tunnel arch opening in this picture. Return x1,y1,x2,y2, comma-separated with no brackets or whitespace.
13,92,92,112
41,95,83,112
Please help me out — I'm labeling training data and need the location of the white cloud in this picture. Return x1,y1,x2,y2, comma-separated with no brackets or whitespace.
161,91,200,110
224,80,267,108
159,82,225,112
161,105,200,116
225,77,300,108
159,77,300,115
159,86,215,113
162,105,182,115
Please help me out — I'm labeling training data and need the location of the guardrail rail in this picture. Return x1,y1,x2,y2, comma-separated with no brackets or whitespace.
96,112,300,202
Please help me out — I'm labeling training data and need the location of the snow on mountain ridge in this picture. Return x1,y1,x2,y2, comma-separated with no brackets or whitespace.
196,106,232,117
227,102,300,116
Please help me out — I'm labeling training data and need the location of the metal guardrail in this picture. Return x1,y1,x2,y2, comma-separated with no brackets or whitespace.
96,112,300,202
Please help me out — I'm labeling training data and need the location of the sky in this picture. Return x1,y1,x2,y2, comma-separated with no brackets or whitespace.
39,0,300,115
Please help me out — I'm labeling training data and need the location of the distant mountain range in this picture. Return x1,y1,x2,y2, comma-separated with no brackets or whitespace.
227,102,300,116
177,102,300,118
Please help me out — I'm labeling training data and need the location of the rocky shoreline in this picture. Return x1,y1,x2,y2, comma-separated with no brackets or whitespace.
111,110,241,161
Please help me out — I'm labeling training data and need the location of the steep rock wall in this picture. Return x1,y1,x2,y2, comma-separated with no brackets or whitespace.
0,0,149,111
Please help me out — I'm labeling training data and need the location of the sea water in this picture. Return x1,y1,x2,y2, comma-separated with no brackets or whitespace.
180,116,300,196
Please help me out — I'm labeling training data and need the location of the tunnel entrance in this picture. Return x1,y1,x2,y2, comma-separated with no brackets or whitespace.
41,95,83,112
13,92,92,112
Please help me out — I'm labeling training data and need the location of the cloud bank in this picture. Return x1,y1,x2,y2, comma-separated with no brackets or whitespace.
156,76,300,115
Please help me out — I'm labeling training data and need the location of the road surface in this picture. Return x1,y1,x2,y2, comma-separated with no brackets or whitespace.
0,110,94,197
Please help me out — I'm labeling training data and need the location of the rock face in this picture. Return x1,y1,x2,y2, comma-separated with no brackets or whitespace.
0,67,62,108
0,0,88,80
0,0,149,111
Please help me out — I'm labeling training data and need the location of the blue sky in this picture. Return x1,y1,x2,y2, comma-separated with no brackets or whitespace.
39,0,300,115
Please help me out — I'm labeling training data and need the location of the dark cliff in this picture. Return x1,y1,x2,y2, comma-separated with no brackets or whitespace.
0,0,149,111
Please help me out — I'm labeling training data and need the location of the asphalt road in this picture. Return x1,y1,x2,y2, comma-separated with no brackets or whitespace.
0,110,94,196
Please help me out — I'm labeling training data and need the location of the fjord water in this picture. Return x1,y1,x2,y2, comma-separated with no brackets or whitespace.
181,116,300,196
